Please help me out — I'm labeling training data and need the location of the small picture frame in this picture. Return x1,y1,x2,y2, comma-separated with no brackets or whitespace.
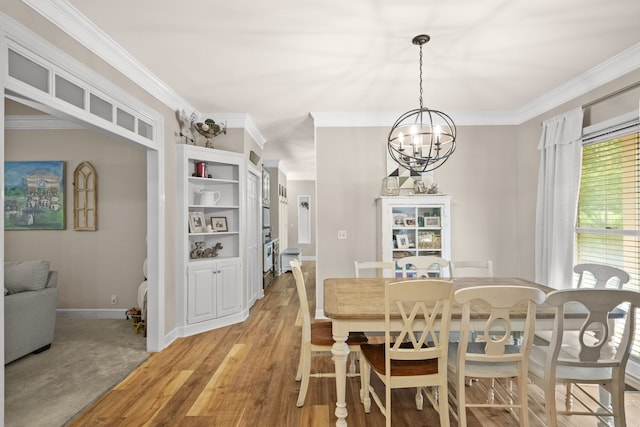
424,216,441,227
403,218,416,227
396,234,410,249
188,212,206,233
210,216,228,232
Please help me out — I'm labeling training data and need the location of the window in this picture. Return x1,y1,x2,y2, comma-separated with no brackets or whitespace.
576,118,639,361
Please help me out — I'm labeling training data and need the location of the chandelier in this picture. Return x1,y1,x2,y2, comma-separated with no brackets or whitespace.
387,34,456,173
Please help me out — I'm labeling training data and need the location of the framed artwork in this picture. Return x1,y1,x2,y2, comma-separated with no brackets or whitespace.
210,216,228,232
188,211,206,233
393,213,407,226
4,161,65,230
396,234,410,249
403,218,416,227
424,216,441,227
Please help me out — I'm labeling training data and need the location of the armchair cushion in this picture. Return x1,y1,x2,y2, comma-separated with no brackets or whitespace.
4,260,51,294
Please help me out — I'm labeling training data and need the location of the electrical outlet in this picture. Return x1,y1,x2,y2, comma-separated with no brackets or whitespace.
111,295,117,305
337,230,347,240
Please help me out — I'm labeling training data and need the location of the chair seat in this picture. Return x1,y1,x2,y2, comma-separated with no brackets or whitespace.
448,342,522,378
310,321,368,346
529,345,614,382
360,343,438,376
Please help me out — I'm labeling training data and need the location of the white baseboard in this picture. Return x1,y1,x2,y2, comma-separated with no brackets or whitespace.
56,309,128,319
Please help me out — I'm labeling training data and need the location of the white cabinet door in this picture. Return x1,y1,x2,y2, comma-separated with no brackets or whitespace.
377,196,452,278
216,260,241,317
187,264,216,324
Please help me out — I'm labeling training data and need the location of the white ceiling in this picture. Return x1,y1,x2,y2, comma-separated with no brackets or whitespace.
60,0,640,179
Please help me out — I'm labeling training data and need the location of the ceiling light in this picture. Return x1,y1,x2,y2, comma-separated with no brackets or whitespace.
387,34,457,173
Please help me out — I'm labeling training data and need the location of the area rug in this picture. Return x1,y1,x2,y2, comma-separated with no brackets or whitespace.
5,317,148,427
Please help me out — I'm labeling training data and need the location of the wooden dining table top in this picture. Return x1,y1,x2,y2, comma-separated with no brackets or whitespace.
324,276,562,321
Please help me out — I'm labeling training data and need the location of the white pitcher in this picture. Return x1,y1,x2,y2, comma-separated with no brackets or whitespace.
199,189,221,206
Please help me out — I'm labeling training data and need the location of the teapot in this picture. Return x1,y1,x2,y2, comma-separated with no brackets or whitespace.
199,189,221,206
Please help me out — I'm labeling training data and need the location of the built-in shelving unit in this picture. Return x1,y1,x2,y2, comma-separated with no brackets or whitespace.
177,144,247,334
377,195,452,277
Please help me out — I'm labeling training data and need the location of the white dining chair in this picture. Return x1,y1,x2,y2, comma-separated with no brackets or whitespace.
450,260,494,278
535,263,629,343
448,285,545,427
360,279,454,427
353,261,395,278
528,288,640,427
533,263,631,404
289,259,368,407
573,263,630,289
396,255,451,279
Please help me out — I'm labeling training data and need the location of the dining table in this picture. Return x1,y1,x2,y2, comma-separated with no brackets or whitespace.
323,276,564,427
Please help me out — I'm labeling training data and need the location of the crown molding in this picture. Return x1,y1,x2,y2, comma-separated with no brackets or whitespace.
21,0,197,114
513,41,640,124
310,110,517,127
200,112,266,148
312,42,640,128
263,159,290,175
21,1,640,130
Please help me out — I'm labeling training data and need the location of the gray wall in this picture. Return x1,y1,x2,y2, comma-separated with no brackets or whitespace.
315,68,640,315
5,121,147,310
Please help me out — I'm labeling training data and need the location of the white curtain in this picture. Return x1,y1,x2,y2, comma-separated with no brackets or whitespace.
535,108,584,288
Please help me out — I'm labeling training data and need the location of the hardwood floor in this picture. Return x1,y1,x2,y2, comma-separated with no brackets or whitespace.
69,261,640,426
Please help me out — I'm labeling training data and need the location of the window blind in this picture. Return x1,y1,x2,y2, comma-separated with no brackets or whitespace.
575,126,640,363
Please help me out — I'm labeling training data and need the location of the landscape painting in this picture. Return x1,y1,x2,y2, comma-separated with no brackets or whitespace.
4,161,65,230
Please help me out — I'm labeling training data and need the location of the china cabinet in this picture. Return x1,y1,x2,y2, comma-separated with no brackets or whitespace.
177,145,245,331
376,195,452,277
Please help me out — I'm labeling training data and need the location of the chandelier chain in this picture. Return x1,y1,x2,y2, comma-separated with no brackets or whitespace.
419,43,424,110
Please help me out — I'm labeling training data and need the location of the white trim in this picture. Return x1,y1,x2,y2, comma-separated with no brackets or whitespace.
21,0,195,113
1,12,166,354
2,18,160,127
264,159,289,175
178,310,249,338
310,110,518,127
514,42,640,125
201,112,266,148
21,1,640,130
4,114,82,129
583,110,640,139
57,309,128,319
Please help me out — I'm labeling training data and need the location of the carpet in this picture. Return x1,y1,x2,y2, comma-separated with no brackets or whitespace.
5,317,148,427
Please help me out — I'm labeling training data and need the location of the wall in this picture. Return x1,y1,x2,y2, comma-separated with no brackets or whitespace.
315,69,640,315
4,123,147,310
286,180,316,257
315,125,519,297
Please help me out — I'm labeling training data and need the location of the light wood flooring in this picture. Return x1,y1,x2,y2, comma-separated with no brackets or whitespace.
68,261,640,426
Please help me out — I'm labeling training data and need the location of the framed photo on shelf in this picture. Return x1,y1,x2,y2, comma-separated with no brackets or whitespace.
393,213,407,226
424,216,440,227
188,212,206,233
396,234,410,249
403,218,416,227
210,216,228,232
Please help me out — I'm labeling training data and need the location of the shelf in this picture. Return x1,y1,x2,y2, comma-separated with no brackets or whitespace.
187,255,238,263
189,205,239,209
188,231,239,236
189,176,239,185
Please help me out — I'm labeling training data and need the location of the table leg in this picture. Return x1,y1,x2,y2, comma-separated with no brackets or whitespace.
332,333,350,427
